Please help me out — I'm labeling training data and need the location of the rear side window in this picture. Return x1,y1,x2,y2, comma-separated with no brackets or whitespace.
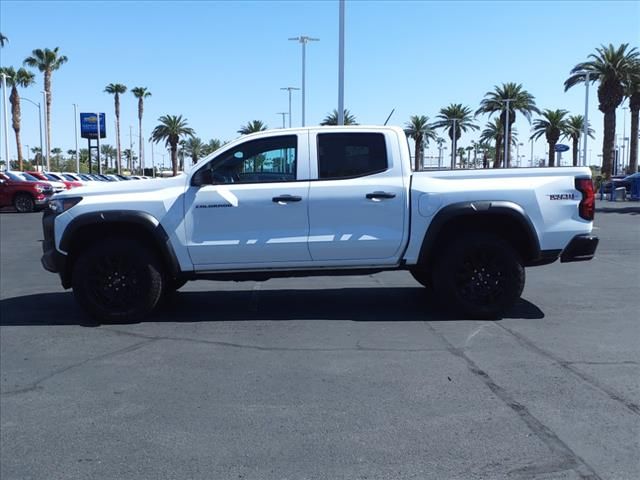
317,133,388,179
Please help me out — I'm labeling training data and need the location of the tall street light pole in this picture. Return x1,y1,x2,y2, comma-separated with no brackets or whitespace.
277,112,287,128
449,118,458,169
21,97,43,170
501,98,514,168
289,36,319,127
337,0,345,125
581,70,591,167
1,72,10,171
73,103,80,173
42,90,50,171
280,87,300,128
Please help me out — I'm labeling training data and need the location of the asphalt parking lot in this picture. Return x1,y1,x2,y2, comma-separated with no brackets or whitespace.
1,205,639,480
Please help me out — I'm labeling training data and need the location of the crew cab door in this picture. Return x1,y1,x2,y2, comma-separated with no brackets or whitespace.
184,132,312,269
307,129,408,264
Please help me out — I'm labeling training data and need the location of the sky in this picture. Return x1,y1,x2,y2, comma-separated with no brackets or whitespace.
1,0,639,168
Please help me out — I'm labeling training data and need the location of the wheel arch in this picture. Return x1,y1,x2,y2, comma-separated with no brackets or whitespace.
417,201,541,272
59,211,181,288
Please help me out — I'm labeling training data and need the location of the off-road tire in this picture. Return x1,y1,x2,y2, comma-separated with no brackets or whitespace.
14,193,35,213
433,232,525,319
72,238,165,322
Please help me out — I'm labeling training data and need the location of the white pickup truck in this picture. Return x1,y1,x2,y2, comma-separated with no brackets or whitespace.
42,126,598,321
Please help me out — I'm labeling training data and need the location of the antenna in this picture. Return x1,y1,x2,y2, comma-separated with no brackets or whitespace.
383,108,395,126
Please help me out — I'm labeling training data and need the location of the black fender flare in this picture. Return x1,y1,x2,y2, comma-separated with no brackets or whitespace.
60,210,181,277
417,200,541,267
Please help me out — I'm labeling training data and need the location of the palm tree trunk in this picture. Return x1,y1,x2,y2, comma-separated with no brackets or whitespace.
138,116,143,174
493,137,502,168
572,136,579,167
414,136,422,171
9,87,23,170
629,104,638,173
602,109,616,177
171,143,178,176
548,142,555,167
44,70,52,168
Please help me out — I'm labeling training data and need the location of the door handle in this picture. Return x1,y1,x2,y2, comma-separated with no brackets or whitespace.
366,191,396,200
272,195,302,203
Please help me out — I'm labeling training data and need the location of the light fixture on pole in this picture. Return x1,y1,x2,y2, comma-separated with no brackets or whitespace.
1,72,10,171
280,87,300,128
276,112,287,128
517,142,523,167
73,103,80,173
337,0,345,125
42,90,50,171
21,97,43,170
288,35,319,127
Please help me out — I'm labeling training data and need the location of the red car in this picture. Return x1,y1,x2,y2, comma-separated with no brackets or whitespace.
0,171,54,213
27,171,82,190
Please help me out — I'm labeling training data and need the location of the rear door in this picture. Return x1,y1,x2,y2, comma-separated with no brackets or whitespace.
307,129,408,264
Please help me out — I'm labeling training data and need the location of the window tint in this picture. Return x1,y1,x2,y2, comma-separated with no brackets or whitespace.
317,133,388,179
207,135,297,184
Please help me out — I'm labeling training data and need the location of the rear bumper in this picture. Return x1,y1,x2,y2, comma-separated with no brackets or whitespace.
560,234,599,263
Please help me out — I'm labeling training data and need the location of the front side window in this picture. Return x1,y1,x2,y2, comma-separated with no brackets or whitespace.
317,133,388,180
206,135,297,184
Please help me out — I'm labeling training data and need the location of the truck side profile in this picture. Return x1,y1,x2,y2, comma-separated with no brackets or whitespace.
41,126,598,321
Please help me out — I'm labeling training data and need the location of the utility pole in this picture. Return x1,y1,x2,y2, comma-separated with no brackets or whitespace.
337,0,345,125
288,36,319,127
73,104,80,173
276,112,287,128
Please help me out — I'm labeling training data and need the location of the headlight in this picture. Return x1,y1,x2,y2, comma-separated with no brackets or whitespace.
48,197,83,213
35,185,45,192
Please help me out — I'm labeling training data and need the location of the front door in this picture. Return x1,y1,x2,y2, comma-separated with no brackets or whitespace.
184,133,312,270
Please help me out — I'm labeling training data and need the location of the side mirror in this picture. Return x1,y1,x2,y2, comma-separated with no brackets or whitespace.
191,168,213,187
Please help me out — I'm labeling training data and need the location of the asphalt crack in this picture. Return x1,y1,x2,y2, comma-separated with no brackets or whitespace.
495,322,640,417
1,339,157,396
424,321,603,480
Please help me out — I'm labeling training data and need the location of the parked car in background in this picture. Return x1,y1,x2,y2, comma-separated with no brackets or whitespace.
10,171,66,194
601,175,631,195
27,171,82,190
0,171,54,212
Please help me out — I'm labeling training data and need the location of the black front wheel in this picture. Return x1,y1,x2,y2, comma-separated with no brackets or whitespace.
433,233,525,319
72,238,165,322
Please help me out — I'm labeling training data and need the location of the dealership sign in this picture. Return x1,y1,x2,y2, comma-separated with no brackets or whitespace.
80,113,106,139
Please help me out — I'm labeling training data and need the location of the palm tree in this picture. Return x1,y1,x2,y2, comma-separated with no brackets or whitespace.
238,120,268,135
476,82,539,167
531,109,569,167
624,59,640,173
51,147,63,170
202,138,222,156
183,137,205,165
23,47,68,167
565,44,639,176
0,33,7,47
131,87,151,173
0,67,36,170
320,109,358,126
564,115,595,167
100,144,116,170
479,118,504,168
404,115,437,171
104,83,127,174
432,103,479,169
150,115,195,176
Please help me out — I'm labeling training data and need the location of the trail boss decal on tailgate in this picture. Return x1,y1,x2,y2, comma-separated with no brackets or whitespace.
547,193,576,200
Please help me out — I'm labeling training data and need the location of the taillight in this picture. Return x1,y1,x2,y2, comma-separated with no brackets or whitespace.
575,177,595,221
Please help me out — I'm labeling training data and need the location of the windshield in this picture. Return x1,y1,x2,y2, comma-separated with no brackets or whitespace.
6,172,38,182
44,174,61,182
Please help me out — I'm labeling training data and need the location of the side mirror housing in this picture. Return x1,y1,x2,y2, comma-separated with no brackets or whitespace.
191,168,212,187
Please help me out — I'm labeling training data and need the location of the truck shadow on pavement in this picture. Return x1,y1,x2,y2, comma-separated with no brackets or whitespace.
0,288,544,327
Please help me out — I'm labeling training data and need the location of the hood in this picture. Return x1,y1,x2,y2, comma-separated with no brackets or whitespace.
55,174,187,198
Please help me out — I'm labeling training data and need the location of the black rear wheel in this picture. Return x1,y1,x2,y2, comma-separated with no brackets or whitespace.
433,233,525,319
14,193,35,213
72,238,165,322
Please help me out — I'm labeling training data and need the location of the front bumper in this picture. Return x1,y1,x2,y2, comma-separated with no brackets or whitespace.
560,234,599,263
41,208,70,287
